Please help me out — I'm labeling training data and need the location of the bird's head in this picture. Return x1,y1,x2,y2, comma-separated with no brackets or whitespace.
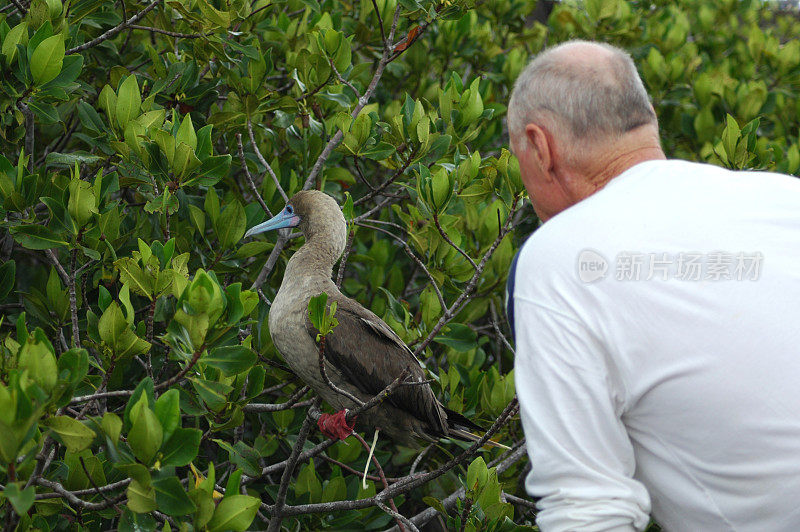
244,190,347,258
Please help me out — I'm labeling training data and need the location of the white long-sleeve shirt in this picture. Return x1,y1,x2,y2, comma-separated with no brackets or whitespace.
510,159,800,531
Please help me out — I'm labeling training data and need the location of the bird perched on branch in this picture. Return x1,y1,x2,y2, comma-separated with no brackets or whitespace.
245,190,504,448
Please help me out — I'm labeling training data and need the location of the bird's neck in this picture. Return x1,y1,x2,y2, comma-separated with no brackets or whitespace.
285,235,341,281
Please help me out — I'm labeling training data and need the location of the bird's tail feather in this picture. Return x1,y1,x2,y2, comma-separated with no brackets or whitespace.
448,428,511,450
444,408,510,450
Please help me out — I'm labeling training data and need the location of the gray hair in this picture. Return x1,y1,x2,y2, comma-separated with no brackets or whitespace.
508,40,656,144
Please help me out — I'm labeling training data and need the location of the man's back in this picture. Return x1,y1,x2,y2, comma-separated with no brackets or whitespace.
512,159,800,531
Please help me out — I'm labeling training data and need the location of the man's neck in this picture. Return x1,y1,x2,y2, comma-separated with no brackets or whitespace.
576,126,666,196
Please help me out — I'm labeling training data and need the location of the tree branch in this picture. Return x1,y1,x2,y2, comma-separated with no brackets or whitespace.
243,386,310,412
266,398,322,532
317,335,365,407
16,101,34,171
302,5,401,190
66,0,160,54
434,212,478,270
414,197,520,357
247,118,289,203
236,132,273,216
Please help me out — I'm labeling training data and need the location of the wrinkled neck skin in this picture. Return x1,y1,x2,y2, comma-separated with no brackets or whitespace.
283,226,347,283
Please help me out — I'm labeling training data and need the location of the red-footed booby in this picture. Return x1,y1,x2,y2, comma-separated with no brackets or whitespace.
246,190,500,448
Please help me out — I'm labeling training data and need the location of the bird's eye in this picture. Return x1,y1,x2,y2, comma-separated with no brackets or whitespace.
286,205,294,214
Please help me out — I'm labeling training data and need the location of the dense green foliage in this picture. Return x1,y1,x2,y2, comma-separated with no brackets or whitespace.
0,0,798,529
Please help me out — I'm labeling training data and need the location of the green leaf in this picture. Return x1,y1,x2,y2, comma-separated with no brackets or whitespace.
116,75,142,129
42,416,96,453
68,176,98,227
295,459,322,502
30,33,64,85
321,476,346,503
466,456,488,493
127,479,157,514
124,378,154,431
10,224,68,250
18,329,58,392
196,0,231,28
45,151,103,167
153,389,180,442
128,396,163,464
101,412,122,444
202,345,256,377
176,112,197,150
153,476,197,516
4,483,35,516
214,200,246,249
2,22,27,64
160,427,201,467
433,323,477,352
206,494,260,532
27,100,59,124
0,260,15,300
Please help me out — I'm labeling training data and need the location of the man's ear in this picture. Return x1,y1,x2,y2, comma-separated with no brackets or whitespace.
525,123,554,172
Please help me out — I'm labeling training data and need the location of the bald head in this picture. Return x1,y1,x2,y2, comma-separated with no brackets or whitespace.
508,40,657,149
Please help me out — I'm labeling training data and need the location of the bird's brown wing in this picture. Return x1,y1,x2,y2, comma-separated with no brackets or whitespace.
304,295,447,436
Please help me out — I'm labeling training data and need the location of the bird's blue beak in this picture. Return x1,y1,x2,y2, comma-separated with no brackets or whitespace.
244,206,300,238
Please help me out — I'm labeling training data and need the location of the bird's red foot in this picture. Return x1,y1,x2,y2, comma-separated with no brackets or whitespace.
318,410,356,440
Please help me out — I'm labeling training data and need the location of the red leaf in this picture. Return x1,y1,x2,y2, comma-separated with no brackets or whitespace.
394,26,421,52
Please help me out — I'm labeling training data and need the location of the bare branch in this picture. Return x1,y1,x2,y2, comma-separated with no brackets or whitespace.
328,58,362,100
250,232,288,290
16,101,34,171
303,6,402,190
414,197,521,357
317,336,365,407
66,0,160,54
129,25,209,38
266,397,322,532
434,212,478,270
243,386,311,412
35,478,125,511
236,132,273,216
356,222,446,312
35,479,131,500
247,118,289,203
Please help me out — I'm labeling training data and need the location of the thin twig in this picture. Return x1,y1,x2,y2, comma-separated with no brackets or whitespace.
317,336,365,407
356,222,446,312
247,118,289,203
236,132,272,216
414,198,520,357
8,0,26,15
266,398,322,532
329,58,361,100
303,6,401,190
370,0,387,46
68,249,81,348
35,478,125,511
265,399,519,517
250,232,288,290
434,213,478,270
66,0,160,54
129,25,209,38
243,386,310,412
16,102,34,171
352,431,408,532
